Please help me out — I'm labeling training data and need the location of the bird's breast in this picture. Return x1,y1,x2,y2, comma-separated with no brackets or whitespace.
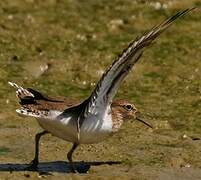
79,110,113,144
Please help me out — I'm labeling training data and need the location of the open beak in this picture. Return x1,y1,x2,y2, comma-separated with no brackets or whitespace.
135,117,153,129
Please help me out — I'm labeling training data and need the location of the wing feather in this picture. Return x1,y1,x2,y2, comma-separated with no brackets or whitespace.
83,8,195,117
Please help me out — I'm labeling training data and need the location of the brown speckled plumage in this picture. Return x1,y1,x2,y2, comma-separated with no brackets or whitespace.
111,100,137,131
14,86,137,131
9,82,138,131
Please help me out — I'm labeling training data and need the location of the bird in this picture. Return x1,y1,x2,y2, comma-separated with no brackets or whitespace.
8,8,195,172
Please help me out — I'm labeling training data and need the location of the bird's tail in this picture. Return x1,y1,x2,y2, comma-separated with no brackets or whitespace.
8,81,34,100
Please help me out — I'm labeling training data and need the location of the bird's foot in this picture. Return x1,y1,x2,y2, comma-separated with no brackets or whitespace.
69,163,77,173
76,163,91,173
68,162,90,173
24,159,39,171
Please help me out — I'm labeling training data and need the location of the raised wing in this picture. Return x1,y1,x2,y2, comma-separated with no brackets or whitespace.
83,8,195,118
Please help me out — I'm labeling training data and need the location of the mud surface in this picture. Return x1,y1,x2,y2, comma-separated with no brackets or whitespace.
0,0,201,179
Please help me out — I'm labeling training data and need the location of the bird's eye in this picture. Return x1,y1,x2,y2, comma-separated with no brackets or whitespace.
125,104,133,111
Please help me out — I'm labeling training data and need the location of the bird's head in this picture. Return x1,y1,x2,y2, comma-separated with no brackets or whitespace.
112,100,152,129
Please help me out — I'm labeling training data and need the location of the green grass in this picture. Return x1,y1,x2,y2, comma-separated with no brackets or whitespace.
0,0,201,178
0,147,11,155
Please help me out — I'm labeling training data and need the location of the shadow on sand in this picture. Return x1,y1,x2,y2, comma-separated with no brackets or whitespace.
0,161,121,174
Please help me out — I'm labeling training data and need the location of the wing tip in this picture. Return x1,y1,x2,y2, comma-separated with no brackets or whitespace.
8,81,17,88
16,109,28,117
175,7,197,18
16,108,41,118
8,81,35,98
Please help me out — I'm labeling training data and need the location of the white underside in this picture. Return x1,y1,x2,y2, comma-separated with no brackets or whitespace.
80,106,113,143
23,108,113,144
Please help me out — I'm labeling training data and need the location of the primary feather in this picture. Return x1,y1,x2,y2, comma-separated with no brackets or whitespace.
82,8,195,125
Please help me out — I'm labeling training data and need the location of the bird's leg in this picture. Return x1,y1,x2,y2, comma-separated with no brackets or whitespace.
25,130,49,170
67,143,79,173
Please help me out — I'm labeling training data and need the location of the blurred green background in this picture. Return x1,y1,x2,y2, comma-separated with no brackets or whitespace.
0,0,201,179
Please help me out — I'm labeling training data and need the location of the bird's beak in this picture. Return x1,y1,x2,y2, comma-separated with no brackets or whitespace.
134,110,153,129
135,117,153,129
